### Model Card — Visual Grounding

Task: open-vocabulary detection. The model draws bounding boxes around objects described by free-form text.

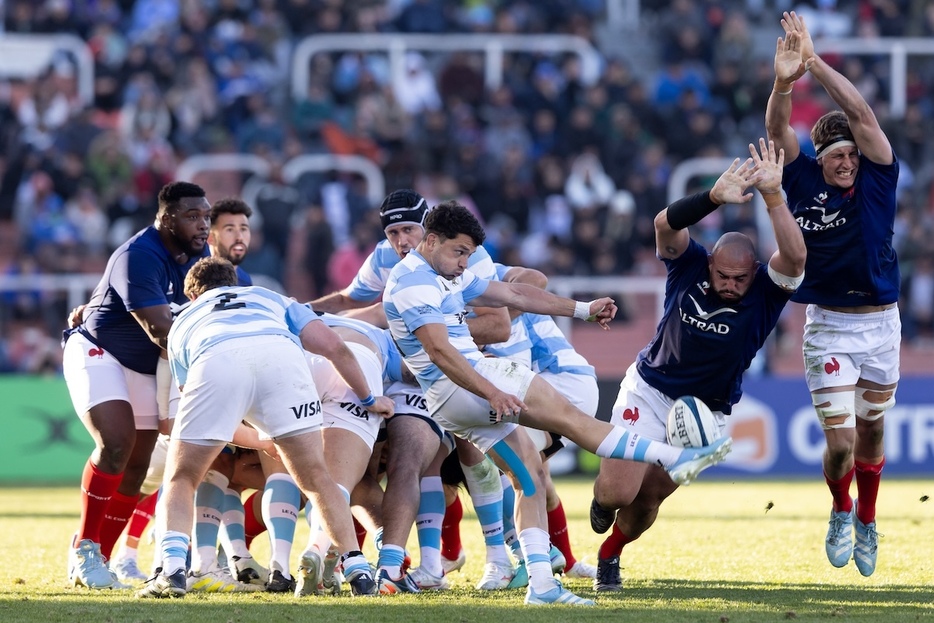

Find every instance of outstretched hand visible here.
[748,138,784,195]
[774,30,807,84]
[710,157,755,206]
[781,11,815,68]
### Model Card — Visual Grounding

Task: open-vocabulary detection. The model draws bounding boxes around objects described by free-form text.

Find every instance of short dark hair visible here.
[211,197,253,223]
[184,256,238,299]
[423,200,486,247]
[158,181,206,216]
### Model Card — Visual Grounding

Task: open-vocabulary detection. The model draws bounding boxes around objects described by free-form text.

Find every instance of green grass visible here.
[1,479,933,622]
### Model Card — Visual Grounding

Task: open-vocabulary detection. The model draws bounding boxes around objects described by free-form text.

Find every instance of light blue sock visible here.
[416,476,445,577]
[262,473,300,576]
[192,470,226,573]
[596,427,681,466]
[219,487,249,560]
[160,530,189,576]
[377,543,406,577]
[463,457,512,566]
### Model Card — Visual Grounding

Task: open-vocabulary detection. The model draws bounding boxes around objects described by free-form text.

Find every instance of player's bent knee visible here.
[812,391,855,430]
[855,387,896,422]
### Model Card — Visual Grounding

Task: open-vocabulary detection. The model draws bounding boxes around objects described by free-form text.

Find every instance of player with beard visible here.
[589,140,805,592]
[109,196,260,587]
[384,200,734,606]
[62,181,211,589]
[208,198,253,286]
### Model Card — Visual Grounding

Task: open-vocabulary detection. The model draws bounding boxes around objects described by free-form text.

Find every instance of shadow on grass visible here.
[599,577,934,607]
[2,579,932,623]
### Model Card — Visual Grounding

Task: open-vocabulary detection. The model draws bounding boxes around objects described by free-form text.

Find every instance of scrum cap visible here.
[379,189,428,231]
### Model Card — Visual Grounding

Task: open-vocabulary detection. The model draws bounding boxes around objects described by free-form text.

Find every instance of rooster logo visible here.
[622,407,639,424]
[88,347,105,359]
[824,357,840,376]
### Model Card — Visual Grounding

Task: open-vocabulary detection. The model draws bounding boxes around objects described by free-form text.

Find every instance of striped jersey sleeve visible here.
[345,240,401,302]
[524,313,595,377]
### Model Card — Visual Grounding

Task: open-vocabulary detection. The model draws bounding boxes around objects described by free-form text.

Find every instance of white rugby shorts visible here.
[610,363,726,442]
[803,305,901,391]
[308,342,384,449]
[173,335,322,443]
[62,332,158,430]
[430,357,534,453]
[537,370,599,417]
[384,380,446,440]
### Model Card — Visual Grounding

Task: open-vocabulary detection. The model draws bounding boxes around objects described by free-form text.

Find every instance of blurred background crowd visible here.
[2,0,934,374]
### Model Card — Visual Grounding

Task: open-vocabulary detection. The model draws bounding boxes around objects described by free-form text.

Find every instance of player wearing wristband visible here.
[384,201,734,607]
[294,312,397,597]
[138,257,392,598]
[589,139,805,592]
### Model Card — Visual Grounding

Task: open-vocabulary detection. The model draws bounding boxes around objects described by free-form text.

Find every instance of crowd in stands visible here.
[2,0,934,373]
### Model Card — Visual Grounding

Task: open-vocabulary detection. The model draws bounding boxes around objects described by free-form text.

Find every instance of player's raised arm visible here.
[655,157,756,261]
[787,11,891,164]
[748,138,805,284]
[765,20,806,161]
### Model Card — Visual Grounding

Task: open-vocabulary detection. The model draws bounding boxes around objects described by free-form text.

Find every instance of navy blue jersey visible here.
[783,151,899,306]
[636,240,793,414]
[235,265,252,286]
[78,226,209,375]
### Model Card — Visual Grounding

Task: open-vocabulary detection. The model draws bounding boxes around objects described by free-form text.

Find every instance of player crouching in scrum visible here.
[137,257,393,598]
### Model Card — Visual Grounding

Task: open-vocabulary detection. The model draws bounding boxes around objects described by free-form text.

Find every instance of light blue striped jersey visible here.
[381,327,406,384]
[317,312,396,382]
[168,286,320,386]
[482,263,532,366]
[383,250,490,393]
[524,313,595,377]
[346,239,496,302]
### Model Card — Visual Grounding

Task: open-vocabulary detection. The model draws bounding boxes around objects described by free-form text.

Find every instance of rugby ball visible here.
[666,396,720,448]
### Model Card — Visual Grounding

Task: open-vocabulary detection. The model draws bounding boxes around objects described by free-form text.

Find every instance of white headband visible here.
[815,139,856,158]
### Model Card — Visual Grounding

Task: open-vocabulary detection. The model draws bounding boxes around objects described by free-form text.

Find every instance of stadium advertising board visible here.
[2,375,932,482]
[0,376,93,483]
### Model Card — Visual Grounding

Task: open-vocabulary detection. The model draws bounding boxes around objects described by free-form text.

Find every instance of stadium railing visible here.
[814,37,934,118]
[175,153,386,207]
[290,32,603,102]
[0,33,94,106]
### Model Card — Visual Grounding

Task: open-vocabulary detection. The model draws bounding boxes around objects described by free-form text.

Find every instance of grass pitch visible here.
[1,478,932,623]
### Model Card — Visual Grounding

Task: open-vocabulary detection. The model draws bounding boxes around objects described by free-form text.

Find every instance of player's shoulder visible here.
[371,240,402,266]
[467,244,495,278]
[119,227,171,264]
